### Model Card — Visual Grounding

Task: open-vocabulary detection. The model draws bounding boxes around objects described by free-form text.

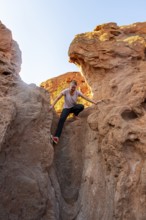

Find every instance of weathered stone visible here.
[0,21,22,75]
[1,21,146,220]
[68,21,146,220]
[0,22,55,220]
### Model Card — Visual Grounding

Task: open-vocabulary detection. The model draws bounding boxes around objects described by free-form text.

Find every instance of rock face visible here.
[40,72,92,114]
[1,21,146,220]
[0,22,22,75]
[0,22,54,219]
[68,22,146,219]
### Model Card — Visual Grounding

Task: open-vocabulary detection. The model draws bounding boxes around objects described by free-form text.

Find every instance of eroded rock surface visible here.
[68,22,146,219]
[0,22,55,220]
[1,21,146,220]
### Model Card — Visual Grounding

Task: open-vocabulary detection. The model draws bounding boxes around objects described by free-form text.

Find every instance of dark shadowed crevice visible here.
[141,99,146,110]
[2,71,12,76]
[144,48,146,59]
[121,110,138,120]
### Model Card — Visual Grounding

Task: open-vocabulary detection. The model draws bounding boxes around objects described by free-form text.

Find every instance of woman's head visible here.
[70,80,77,92]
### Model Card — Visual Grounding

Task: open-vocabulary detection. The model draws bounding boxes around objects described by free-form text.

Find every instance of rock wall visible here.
[68,22,146,219]
[0,22,56,220]
[1,21,146,220]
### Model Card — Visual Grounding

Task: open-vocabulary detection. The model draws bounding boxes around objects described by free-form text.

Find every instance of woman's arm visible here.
[80,93,102,105]
[49,93,63,110]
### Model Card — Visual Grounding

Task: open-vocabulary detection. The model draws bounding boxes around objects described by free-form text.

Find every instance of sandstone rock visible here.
[1,20,146,220]
[68,21,146,220]
[0,22,55,220]
[0,21,22,75]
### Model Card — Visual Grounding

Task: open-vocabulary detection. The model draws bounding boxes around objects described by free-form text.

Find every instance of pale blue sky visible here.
[0,0,146,85]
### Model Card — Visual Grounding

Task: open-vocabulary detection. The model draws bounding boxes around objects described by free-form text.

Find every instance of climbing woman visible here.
[50,80,102,144]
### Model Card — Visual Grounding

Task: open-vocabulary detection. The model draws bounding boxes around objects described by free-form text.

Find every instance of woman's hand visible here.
[95,100,103,105]
[96,99,111,104]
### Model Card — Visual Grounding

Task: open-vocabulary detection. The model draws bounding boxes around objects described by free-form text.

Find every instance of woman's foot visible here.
[51,135,59,144]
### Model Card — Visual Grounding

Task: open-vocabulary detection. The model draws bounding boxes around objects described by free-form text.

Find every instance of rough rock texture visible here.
[40,72,92,114]
[68,22,146,219]
[0,22,55,220]
[1,21,146,220]
[0,21,22,75]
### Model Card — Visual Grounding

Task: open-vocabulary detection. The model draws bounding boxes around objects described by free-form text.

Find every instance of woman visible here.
[50,80,102,144]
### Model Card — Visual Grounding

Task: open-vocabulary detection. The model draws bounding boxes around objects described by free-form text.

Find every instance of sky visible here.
[0,0,146,85]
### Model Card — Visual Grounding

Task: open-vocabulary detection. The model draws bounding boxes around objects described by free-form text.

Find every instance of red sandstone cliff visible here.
[1,21,146,220]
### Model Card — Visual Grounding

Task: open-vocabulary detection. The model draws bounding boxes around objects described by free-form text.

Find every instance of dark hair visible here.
[70,80,77,86]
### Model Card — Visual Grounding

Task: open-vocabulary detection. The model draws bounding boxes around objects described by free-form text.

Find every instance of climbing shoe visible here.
[51,135,59,144]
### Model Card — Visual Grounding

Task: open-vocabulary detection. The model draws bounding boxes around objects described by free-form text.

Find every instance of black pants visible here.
[55,104,84,138]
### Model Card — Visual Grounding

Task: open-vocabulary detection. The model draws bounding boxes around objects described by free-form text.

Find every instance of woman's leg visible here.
[55,108,70,138]
[71,104,84,116]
